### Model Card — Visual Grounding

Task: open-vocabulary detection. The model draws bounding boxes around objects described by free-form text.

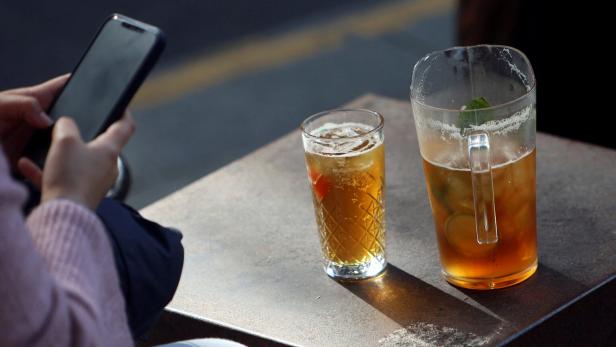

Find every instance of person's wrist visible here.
[41,189,93,210]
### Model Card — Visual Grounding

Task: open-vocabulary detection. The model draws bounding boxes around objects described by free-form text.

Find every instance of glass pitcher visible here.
[410,45,537,289]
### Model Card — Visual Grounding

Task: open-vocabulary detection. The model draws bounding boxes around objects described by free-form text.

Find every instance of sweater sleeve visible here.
[0,153,132,347]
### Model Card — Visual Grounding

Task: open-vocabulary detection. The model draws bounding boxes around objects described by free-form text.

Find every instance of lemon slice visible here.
[445,213,496,257]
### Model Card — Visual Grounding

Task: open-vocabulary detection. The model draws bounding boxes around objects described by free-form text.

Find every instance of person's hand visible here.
[0,75,69,167]
[18,113,135,210]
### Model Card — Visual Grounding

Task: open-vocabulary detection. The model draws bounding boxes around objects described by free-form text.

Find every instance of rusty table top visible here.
[141,95,616,346]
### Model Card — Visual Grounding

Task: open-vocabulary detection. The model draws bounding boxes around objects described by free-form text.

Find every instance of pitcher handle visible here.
[467,131,498,244]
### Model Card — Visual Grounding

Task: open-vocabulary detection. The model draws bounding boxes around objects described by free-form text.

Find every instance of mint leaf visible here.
[459,97,492,130]
[462,96,490,110]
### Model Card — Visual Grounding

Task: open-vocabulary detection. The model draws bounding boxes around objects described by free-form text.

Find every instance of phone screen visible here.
[50,18,157,140]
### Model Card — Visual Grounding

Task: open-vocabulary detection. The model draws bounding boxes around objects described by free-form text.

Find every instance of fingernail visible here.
[40,112,53,126]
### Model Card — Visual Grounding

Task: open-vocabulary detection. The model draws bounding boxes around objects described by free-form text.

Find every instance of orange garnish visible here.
[309,170,330,200]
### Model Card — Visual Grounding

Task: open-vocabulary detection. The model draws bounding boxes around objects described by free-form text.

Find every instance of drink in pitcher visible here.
[423,146,537,288]
[301,110,386,279]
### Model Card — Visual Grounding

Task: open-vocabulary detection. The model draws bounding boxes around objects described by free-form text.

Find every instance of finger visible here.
[0,94,52,128]
[3,74,70,110]
[1,123,34,168]
[52,117,83,143]
[17,157,43,189]
[89,114,136,155]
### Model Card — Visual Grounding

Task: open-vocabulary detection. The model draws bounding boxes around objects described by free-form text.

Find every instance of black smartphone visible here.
[24,14,165,167]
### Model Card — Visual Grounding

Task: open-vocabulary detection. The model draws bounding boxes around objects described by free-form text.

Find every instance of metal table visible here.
[141,95,616,346]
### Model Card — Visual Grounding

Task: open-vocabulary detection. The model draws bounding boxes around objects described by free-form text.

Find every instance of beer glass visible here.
[301,109,386,279]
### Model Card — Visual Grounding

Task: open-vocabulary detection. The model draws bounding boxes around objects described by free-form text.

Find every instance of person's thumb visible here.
[52,117,83,143]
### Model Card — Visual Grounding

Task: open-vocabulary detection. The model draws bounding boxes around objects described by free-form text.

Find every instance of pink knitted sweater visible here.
[0,151,132,346]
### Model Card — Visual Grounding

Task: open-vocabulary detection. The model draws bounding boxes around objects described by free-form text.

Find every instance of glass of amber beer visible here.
[411,45,537,289]
[301,109,386,279]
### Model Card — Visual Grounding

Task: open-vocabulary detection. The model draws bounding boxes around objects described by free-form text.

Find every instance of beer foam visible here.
[311,122,371,138]
[304,122,382,157]
[424,146,535,172]
[418,105,534,141]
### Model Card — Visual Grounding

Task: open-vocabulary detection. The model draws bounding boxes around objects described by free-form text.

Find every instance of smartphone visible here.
[24,14,166,167]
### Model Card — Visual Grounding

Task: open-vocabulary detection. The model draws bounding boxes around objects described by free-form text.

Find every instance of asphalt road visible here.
[0,0,384,89]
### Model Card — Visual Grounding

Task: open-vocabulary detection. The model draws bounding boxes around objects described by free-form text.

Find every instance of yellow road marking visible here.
[132,0,454,108]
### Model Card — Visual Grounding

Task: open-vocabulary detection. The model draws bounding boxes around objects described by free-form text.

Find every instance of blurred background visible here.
[1,0,456,207]
[1,0,563,209]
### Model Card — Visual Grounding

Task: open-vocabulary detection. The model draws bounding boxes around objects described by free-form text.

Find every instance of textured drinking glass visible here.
[301,109,386,279]
[411,45,537,289]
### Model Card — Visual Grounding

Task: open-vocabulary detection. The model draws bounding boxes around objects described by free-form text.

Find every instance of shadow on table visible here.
[456,263,588,328]
[502,274,616,347]
[336,264,504,340]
